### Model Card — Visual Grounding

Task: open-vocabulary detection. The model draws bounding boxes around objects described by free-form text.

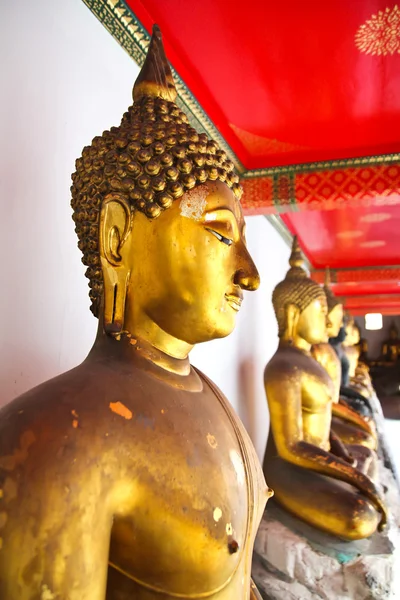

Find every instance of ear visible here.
[99,194,132,266]
[285,303,300,342]
[99,194,132,336]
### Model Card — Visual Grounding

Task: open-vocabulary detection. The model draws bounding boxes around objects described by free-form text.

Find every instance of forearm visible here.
[283,440,361,485]
[332,402,374,437]
[281,440,385,523]
[329,429,355,465]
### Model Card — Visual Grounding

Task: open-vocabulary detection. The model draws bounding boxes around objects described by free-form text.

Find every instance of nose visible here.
[233,245,260,291]
[326,315,332,329]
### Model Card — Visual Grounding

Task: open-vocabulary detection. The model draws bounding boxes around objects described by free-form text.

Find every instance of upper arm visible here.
[264,367,304,461]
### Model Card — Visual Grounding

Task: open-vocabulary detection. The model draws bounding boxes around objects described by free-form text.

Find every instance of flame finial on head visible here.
[323,266,341,312]
[133,25,177,103]
[286,236,308,280]
[324,267,331,287]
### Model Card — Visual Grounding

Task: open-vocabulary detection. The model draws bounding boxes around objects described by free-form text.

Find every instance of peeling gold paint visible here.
[41,584,55,600]
[180,185,208,220]
[71,409,78,418]
[109,401,133,420]
[213,507,222,522]
[0,431,36,471]
[72,420,79,429]
[207,433,218,449]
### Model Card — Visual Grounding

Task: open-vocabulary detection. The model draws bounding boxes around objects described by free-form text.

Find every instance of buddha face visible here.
[104,181,260,353]
[327,303,344,338]
[344,321,359,346]
[296,296,329,345]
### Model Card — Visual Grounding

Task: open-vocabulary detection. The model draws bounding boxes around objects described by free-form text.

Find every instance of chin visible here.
[208,313,237,341]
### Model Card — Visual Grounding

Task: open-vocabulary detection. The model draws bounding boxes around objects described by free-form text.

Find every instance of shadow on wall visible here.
[237,358,258,443]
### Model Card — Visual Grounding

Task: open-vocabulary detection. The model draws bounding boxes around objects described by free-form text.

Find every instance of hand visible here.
[358,475,387,530]
[344,454,357,468]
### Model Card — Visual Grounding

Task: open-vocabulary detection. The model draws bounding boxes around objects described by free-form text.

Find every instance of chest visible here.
[301,360,334,414]
[106,374,261,597]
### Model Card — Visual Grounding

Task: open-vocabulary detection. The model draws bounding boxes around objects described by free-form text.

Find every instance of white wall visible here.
[0,0,290,461]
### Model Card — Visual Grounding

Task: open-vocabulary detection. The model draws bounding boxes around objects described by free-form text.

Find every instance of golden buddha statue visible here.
[0,27,270,600]
[343,317,374,397]
[381,322,400,363]
[311,270,377,453]
[263,238,387,540]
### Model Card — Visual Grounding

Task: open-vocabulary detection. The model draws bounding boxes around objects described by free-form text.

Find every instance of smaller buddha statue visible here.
[343,318,374,398]
[263,238,387,540]
[330,315,373,418]
[381,322,400,363]
[312,270,377,475]
[312,273,376,442]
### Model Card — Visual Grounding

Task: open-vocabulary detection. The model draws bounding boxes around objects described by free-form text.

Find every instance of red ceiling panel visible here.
[126,0,400,169]
[282,205,400,269]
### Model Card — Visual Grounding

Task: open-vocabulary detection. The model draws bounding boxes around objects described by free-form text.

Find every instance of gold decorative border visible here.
[243,153,400,178]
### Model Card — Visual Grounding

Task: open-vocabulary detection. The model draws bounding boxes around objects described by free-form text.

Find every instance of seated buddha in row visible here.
[263,238,387,540]
[343,317,374,398]
[0,26,270,600]
[311,270,377,458]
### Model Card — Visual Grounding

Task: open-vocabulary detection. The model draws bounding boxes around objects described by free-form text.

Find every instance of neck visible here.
[97,309,193,375]
[121,333,191,375]
[279,336,311,353]
[124,304,193,362]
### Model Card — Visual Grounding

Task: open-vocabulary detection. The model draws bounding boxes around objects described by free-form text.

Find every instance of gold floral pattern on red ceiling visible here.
[312,269,400,284]
[355,5,400,56]
[295,165,400,210]
[241,164,400,214]
[229,123,310,157]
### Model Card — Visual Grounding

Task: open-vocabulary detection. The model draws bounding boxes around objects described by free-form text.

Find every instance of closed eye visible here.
[205,228,233,246]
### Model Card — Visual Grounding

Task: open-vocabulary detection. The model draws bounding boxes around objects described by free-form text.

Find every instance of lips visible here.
[225,293,243,312]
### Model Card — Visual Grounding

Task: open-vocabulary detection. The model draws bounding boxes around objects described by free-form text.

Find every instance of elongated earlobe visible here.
[284,304,299,344]
[99,194,132,337]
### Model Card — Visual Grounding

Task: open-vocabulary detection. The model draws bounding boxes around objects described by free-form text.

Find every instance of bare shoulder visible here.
[0,357,151,461]
[264,347,302,384]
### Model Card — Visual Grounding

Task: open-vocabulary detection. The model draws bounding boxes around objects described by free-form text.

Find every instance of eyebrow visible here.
[203,208,243,237]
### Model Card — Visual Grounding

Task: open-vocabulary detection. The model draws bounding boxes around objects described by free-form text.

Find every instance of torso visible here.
[265,346,334,452]
[0,345,267,600]
[312,343,341,402]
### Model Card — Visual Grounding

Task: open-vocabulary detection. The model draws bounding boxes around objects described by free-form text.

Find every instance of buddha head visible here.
[323,268,343,338]
[71,26,259,356]
[343,314,360,346]
[272,237,328,345]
